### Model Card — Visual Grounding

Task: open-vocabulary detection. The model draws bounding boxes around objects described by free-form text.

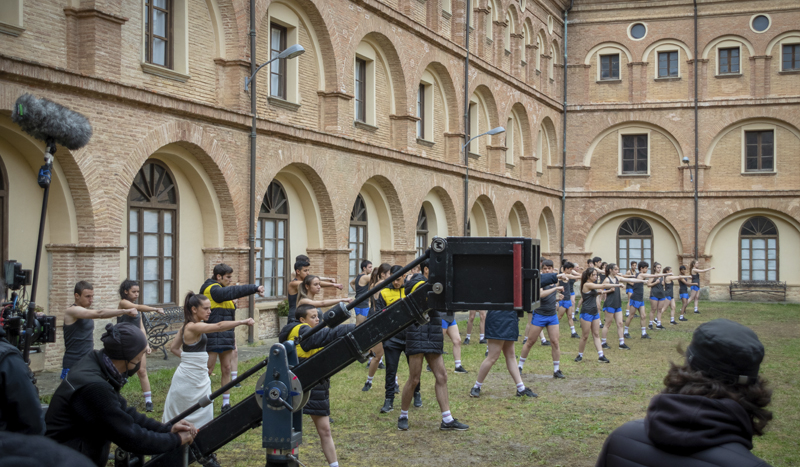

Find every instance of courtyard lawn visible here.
[121,301,800,467]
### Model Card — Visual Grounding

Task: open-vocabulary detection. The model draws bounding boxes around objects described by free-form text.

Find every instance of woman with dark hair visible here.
[681,259,715,316]
[117,279,165,412]
[163,293,254,430]
[596,319,772,467]
[575,268,622,364]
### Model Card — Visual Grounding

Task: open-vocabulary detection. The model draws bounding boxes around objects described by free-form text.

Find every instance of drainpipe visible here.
[693,0,699,259]
[560,0,573,264]
[463,0,471,236]
[247,0,256,343]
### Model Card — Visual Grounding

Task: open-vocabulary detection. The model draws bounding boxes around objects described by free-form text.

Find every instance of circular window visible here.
[751,15,770,33]
[630,23,647,40]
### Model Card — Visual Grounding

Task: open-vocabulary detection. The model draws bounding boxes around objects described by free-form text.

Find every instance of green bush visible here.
[276,299,289,317]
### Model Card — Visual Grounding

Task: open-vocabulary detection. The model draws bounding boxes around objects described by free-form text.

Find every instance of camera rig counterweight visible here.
[119,236,540,467]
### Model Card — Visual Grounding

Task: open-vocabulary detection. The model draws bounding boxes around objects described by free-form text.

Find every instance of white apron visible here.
[162,351,214,428]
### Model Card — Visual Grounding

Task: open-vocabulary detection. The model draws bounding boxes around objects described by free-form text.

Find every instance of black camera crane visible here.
[117,236,540,467]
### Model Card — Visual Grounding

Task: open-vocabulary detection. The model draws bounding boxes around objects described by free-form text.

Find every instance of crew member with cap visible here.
[596,319,773,467]
[45,323,197,466]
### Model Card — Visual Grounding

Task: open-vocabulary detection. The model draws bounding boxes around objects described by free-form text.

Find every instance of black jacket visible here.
[201,278,259,350]
[45,351,181,466]
[596,394,771,467]
[0,431,94,467]
[0,330,45,435]
[279,320,356,416]
[403,274,443,356]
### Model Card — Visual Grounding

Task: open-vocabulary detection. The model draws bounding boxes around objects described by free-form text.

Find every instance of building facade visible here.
[0,0,796,370]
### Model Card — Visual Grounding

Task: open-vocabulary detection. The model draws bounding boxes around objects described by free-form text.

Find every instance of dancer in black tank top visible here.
[661,266,692,326]
[600,264,647,351]
[557,261,582,339]
[676,265,695,322]
[681,259,715,317]
[350,260,373,325]
[623,262,671,340]
[646,263,667,330]
[518,260,567,378]
[574,268,623,364]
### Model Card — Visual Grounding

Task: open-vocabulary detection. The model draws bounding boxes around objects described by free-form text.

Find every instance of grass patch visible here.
[119,301,800,466]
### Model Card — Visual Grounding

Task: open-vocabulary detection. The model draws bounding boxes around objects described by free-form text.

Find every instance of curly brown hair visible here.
[663,349,773,436]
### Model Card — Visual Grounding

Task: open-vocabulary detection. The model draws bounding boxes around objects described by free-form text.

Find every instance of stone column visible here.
[64,6,128,78]
[214,59,251,110]
[317,91,354,135]
[444,132,466,164]
[390,114,420,152]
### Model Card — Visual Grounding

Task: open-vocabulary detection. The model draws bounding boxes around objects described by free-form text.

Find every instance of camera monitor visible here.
[427,237,540,312]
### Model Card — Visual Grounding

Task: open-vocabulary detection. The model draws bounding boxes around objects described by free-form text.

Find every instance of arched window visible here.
[0,158,7,290]
[128,161,178,305]
[349,195,368,286]
[416,208,428,257]
[739,216,778,281]
[617,217,653,268]
[257,181,289,298]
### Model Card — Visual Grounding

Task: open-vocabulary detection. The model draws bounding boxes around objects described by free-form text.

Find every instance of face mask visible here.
[126,361,141,377]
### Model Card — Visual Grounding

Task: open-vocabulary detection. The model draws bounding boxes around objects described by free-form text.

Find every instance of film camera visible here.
[2,260,56,352]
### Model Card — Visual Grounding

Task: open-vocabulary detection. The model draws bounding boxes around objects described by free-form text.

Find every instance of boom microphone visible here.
[12,93,92,150]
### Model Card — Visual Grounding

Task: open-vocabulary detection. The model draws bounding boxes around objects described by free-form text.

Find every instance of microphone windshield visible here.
[12,94,93,150]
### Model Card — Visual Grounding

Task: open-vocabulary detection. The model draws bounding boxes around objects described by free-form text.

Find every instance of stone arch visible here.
[469,194,500,237]
[700,200,800,255]
[642,38,693,62]
[701,34,755,59]
[509,103,532,160]
[537,205,557,252]
[583,208,685,265]
[539,116,558,165]
[704,208,800,257]
[411,61,460,132]
[469,84,501,131]
[204,0,230,59]
[261,162,337,253]
[347,32,408,114]
[584,121,684,167]
[253,0,338,92]
[421,186,458,238]
[524,17,534,45]
[703,117,800,166]
[506,201,532,237]
[584,41,634,64]
[352,175,407,262]
[766,30,800,55]
[118,121,244,247]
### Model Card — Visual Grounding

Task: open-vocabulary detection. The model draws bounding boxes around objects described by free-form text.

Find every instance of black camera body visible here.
[2,260,57,352]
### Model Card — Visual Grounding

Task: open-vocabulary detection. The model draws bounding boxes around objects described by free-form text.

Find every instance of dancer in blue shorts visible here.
[350,260,373,325]
[624,262,670,340]
[441,314,468,373]
[575,268,622,363]
[624,260,638,317]
[557,261,581,338]
[676,265,696,322]
[647,262,668,330]
[600,263,646,351]
[682,259,714,316]
[518,260,566,378]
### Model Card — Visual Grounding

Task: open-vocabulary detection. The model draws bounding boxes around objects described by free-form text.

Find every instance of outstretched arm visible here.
[618,276,646,284]
[320,280,344,290]
[298,297,352,308]
[185,319,254,336]
[692,267,714,274]
[541,286,564,298]
[208,284,264,303]
[65,306,137,322]
[119,299,165,315]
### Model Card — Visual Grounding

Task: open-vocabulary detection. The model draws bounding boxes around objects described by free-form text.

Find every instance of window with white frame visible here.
[536,129,545,173]
[535,34,542,70]
[416,208,428,258]
[257,181,289,298]
[349,195,368,286]
[267,4,301,103]
[783,43,800,71]
[600,54,620,80]
[141,0,188,79]
[504,13,512,51]
[744,129,774,173]
[467,100,479,153]
[417,70,435,142]
[505,117,514,164]
[658,50,679,77]
[718,46,740,74]
[549,44,556,79]
[354,42,377,126]
[739,216,778,281]
[0,0,24,36]
[620,133,648,175]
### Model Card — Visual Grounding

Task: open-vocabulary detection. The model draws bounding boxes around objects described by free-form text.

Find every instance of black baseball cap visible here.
[686,319,764,385]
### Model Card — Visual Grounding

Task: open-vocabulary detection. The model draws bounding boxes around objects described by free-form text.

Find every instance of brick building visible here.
[0,0,797,370]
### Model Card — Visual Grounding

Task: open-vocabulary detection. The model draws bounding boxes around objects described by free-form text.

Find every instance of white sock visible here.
[619,338,625,345]
[330,463,339,467]
[598,350,604,357]
[519,357,526,368]
[649,320,654,325]
[680,314,684,318]
[601,338,607,344]
[231,371,238,381]
[442,410,454,423]
[455,360,461,367]
[624,326,629,332]
[570,326,575,333]
[641,327,647,335]
[516,382,525,392]
[399,410,409,420]
[223,394,230,405]
[143,391,152,403]
[479,333,485,340]
[366,376,373,383]
[541,337,547,343]
[578,352,583,358]
[694,307,698,311]
[466,333,471,339]
[395,376,399,385]
[553,361,560,372]
[380,357,384,364]
[368,356,373,365]
[473,381,483,389]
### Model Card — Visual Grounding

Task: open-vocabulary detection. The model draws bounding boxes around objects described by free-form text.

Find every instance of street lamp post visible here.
[462,126,506,236]
[245,42,305,343]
